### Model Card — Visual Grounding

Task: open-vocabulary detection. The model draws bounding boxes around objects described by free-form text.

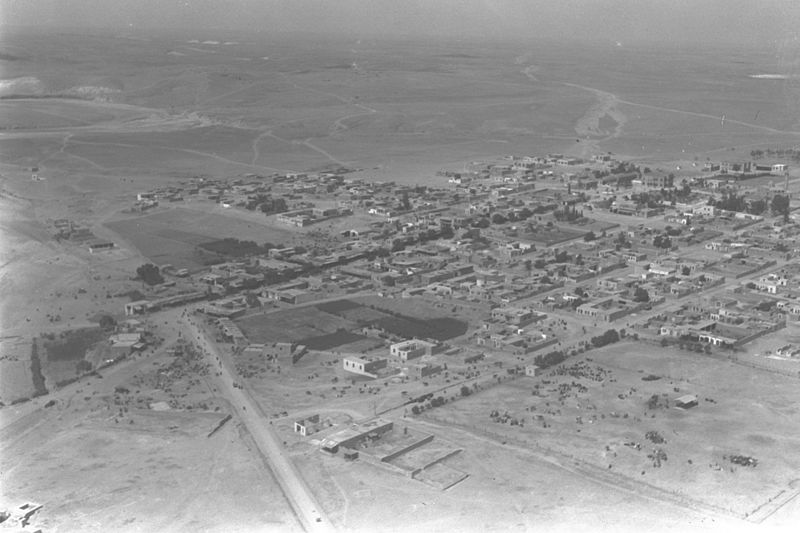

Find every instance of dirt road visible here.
[181,311,335,533]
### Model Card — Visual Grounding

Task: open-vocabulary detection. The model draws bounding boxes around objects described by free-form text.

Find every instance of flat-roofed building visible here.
[294,414,323,436]
[675,394,698,409]
[343,356,388,378]
[390,339,438,361]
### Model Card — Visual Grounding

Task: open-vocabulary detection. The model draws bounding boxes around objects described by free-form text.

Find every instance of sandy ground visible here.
[288,416,747,533]
[0,309,302,532]
[421,341,800,521]
[1,407,300,532]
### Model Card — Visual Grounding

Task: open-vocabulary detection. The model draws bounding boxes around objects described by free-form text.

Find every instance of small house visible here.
[675,394,698,409]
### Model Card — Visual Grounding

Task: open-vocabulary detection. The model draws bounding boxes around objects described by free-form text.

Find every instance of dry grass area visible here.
[1,408,300,533]
[0,330,301,533]
[423,341,800,517]
[287,418,739,533]
[105,206,297,270]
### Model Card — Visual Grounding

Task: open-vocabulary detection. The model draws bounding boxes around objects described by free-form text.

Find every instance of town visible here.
[5,145,800,531]
[3,15,800,532]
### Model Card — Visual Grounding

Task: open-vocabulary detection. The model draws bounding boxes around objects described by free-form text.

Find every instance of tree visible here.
[533,350,566,369]
[554,250,569,263]
[245,293,261,307]
[756,301,774,312]
[401,191,411,211]
[136,263,164,285]
[653,235,672,249]
[273,197,288,213]
[772,194,790,222]
[748,198,767,216]
[491,213,507,225]
[633,287,650,302]
[98,315,116,331]
[460,385,472,397]
[584,231,596,242]
[534,259,547,270]
[591,329,620,348]
[523,259,532,273]
[474,217,490,229]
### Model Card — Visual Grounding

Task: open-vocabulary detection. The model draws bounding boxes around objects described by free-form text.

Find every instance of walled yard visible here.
[236,296,471,348]
[237,306,356,345]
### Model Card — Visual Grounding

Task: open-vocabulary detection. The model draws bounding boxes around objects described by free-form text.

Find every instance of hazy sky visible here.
[2,0,799,45]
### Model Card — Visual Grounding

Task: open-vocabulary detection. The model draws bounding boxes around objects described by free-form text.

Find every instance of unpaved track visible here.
[181,312,336,533]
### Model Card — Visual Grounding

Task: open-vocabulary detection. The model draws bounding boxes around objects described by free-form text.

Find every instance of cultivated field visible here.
[523,226,586,246]
[237,297,469,349]
[238,307,355,346]
[0,338,35,404]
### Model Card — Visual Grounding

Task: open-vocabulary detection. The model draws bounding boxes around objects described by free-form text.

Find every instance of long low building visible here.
[123,291,206,315]
[320,418,394,454]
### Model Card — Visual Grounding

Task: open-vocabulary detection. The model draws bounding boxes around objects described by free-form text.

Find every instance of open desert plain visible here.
[2,3,800,532]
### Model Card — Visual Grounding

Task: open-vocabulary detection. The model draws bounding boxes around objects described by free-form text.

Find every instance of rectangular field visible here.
[105,218,213,270]
[0,337,36,403]
[236,307,353,345]
[322,296,471,340]
[105,207,296,270]
[523,227,586,246]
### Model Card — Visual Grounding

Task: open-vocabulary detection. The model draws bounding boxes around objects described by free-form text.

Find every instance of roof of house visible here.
[675,394,698,404]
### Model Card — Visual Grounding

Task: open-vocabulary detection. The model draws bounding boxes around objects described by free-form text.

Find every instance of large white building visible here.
[389,339,438,361]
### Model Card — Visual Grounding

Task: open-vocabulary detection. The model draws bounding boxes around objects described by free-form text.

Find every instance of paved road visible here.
[182,313,336,533]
